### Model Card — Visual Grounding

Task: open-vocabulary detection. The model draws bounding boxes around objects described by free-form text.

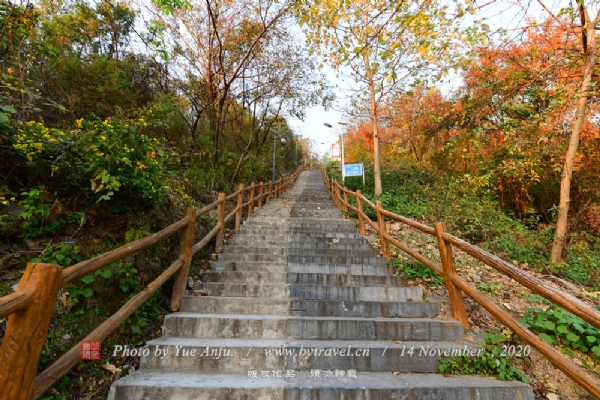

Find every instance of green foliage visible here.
[31,243,81,267]
[17,185,57,237]
[521,305,600,356]
[477,283,502,296]
[388,258,444,287]
[562,234,600,289]
[152,0,192,15]
[483,228,553,271]
[438,331,529,383]
[12,116,170,202]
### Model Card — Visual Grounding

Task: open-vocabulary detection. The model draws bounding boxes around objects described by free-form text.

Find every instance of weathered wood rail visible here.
[323,168,600,399]
[0,168,302,400]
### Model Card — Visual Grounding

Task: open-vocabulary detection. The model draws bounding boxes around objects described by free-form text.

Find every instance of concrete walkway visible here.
[108,171,533,399]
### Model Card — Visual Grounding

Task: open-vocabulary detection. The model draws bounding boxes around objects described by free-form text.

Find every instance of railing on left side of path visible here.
[0,167,303,400]
[322,167,600,400]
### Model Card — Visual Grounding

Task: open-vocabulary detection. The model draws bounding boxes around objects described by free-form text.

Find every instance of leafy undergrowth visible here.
[438,331,530,383]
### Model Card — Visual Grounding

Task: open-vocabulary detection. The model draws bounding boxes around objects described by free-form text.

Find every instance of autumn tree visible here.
[298,0,471,194]
[470,1,600,262]
[147,0,304,167]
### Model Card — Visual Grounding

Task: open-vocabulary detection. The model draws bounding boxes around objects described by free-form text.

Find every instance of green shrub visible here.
[388,258,444,287]
[12,115,170,202]
[438,330,529,383]
[521,305,600,356]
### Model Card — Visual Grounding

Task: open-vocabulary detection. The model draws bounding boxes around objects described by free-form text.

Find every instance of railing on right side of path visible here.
[322,168,600,399]
[0,168,302,400]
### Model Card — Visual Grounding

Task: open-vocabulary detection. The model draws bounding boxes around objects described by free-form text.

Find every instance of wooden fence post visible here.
[0,263,61,400]
[331,178,336,205]
[376,201,390,260]
[257,182,264,209]
[170,207,196,311]
[356,190,366,234]
[248,182,256,217]
[435,222,469,329]
[266,180,272,203]
[215,193,226,253]
[343,187,349,213]
[235,183,244,230]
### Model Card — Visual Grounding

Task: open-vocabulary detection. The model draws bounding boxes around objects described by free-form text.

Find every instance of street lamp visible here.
[272,135,287,183]
[324,122,346,181]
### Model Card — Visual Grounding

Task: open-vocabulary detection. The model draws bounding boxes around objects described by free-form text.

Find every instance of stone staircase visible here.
[108,171,534,399]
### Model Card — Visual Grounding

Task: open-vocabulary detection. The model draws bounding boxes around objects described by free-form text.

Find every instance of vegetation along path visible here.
[108,170,533,399]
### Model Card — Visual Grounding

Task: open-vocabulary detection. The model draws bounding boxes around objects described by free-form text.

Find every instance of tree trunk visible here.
[365,53,382,195]
[550,17,598,263]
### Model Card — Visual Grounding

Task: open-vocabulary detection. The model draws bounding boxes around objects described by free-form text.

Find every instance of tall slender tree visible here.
[298,0,470,194]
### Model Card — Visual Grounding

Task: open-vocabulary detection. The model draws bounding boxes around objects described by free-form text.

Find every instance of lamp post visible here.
[272,135,287,183]
[324,122,346,182]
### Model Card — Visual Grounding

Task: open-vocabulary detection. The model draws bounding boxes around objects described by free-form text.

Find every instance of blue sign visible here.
[343,163,363,177]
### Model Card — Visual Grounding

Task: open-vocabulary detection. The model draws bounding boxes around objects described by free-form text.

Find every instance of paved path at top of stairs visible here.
[109,171,533,399]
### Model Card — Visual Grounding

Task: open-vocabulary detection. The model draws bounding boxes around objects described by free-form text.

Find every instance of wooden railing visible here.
[0,168,302,400]
[322,168,600,399]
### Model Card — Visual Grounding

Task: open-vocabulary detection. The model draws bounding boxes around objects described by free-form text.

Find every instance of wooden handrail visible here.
[450,274,600,398]
[0,166,303,400]
[442,232,600,330]
[322,167,600,399]
[60,217,191,287]
[0,290,33,319]
[196,198,224,218]
[380,209,436,236]
[192,225,221,255]
[225,189,242,201]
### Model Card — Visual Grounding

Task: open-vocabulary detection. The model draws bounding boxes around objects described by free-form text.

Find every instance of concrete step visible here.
[227,238,291,247]
[288,236,370,244]
[230,233,290,241]
[291,213,342,219]
[202,271,287,284]
[289,242,374,251]
[288,263,394,276]
[164,314,464,341]
[289,226,357,232]
[108,371,534,400]
[138,338,480,373]
[194,281,418,302]
[180,297,438,318]
[217,253,288,263]
[287,255,387,265]
[287,248,378,257]
[289,231,365,239]
[221,246,289,256]
[288,273,409,287]
[201,271,410,286]
[194,282,290,298]
[237,227,291,235]
[241,221,290,228]
[209,261,287,273]
[289,284,422,302]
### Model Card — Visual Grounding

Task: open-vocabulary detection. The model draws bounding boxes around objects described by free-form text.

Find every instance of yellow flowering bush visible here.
[11,115,169,202]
